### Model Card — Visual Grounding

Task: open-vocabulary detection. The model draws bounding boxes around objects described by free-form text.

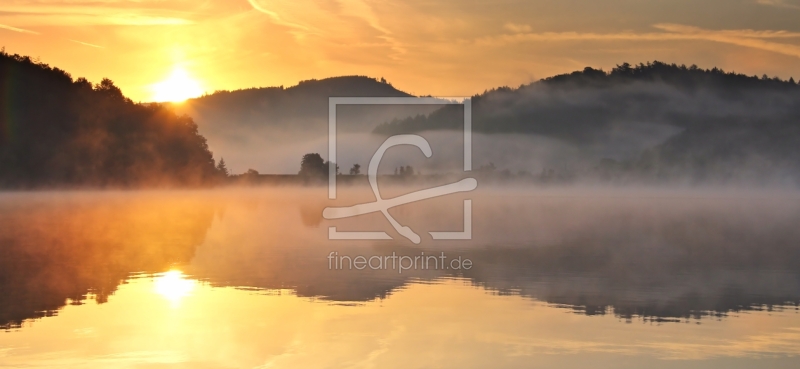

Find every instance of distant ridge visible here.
[176,75,414,129]
[205,75,412,100]
[369,61,800,183]
[375,61,800,139]
[173,75,442,173]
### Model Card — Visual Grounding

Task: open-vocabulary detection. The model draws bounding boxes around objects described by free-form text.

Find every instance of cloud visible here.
[337,0,405,56]
[653,23,800,39]
[0,2,195,26]
[247,0,405,58]
[0,23,38,34]
[475,23,800,59]
[338,0,392,35]
[246,0,315,34]
[504,23,531,33]
[248,0,393,34]
[69,39,103,48]
[104,14,193,26]
[756,0,800,10]
[654,23,800,58]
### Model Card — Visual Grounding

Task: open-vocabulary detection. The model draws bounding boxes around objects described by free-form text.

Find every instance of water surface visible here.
[1,188,799,368]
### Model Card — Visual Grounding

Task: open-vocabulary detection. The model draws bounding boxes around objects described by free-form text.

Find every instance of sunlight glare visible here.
[154,270,196,305]
[151,68,204,102]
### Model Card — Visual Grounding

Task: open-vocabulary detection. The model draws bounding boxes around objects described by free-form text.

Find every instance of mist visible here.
[2,186,799,328]
[185,64,800,187]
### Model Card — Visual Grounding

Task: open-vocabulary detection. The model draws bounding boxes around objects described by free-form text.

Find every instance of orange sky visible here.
[1,0,799,102]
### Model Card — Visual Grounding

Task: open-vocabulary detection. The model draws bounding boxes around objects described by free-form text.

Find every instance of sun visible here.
[151,67,204,102]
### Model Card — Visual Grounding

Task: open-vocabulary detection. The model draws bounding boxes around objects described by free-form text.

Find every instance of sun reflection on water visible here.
[153,270,196,306]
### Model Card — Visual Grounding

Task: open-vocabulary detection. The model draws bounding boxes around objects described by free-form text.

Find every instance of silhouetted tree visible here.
[349,163,361,175]
[394,165,414,177]
[477,163,496,173]
[299,153,326,177]
[216,158,230,177]
[94,78,124,99]
[325,160,340,175]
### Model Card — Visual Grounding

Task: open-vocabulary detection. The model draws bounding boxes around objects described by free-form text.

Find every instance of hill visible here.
[0,51,221,188]
[3,52,798,184]
[176,75,431,136]
[174,76,441,173]
[374,62,800,183]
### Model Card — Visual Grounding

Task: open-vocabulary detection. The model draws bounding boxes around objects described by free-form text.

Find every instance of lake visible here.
[1,188,799,368]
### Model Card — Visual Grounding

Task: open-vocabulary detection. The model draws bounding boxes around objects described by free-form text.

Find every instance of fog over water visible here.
[200,122,682,176]
[2,187,799,322]
[1,186,799,367]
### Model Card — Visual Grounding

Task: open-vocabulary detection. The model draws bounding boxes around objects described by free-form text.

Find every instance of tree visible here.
[216,158,230,176]
[394,165,414,177]
[477,162,496,173]
[349,163,361,175]
[94,78,124,100]
[324,160,340,175]
[299,153,326,177]
[613,62,632,75]
[245,169,259,176]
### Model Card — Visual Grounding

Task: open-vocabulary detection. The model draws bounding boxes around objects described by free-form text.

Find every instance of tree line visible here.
[0,50,226,187]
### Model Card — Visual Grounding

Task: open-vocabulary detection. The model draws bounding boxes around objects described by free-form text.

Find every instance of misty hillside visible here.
[4,49,798,183]
[376,62,800,140]
[375,62,800,183]
[0,52,220,188]
[175,76,434,134]
[180,75,411,123]
[174,76,442,173]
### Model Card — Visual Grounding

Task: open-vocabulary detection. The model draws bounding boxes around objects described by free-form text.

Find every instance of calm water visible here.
[1,188,800,368]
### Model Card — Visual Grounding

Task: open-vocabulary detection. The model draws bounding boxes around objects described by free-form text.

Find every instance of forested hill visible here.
[375,61,800,140]
[175,75,417,132]
[187,75,411,112]
[374,62,800,183]
[171,76,441,174]
[0,51,221,188]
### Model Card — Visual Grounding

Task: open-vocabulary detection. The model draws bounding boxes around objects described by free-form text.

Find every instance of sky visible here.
[1,0,799,102]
